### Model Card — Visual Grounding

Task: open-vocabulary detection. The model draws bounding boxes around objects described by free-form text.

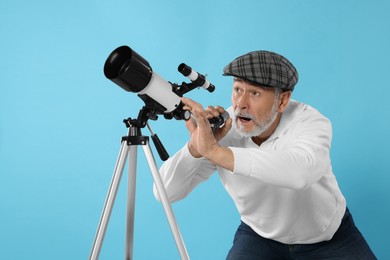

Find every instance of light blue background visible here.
[1,0,389,259]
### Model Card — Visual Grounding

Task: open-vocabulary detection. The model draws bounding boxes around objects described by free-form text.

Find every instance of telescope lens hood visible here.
[104,46,153,93]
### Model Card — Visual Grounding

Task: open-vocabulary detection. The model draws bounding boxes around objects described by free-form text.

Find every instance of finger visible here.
[182,97,203,110]
[181,97,193,106]
[184,117,197,132]
[224,118,233,130]
[214,106,226,114]
[205,105,220,118]
[194,110,211,128]
[216,118,232,140]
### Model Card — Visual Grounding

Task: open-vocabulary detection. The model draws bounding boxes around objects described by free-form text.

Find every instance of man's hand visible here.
[181,97,234,171]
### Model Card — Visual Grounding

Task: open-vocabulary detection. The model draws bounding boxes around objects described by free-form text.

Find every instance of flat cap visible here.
[223,51,299,92]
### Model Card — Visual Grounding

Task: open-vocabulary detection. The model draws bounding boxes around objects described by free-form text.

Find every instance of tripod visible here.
[89,107,189,260]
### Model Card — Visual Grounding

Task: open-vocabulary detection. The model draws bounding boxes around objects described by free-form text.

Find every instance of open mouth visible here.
[238,116,252,122]
[237,115,254,125]
[234,109,256,125]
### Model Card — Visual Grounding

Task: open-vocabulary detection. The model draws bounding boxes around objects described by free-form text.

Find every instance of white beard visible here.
[233,101,279,138]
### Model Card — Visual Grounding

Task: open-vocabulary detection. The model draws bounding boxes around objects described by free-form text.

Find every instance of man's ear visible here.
[278,91,291,112]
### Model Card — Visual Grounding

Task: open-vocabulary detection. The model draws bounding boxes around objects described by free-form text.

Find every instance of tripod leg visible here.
[142,142,190,260]
[90,141,130,260]
[125,145,137,260]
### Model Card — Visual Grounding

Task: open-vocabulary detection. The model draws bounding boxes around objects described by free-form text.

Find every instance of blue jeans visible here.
[227,209,376,260]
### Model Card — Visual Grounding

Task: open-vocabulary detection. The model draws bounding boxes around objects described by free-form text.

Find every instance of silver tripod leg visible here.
[90,141,130,260]
[125,145,137,260]
[142,142,190,260]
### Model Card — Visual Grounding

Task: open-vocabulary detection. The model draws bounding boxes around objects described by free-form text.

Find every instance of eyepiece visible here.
[178,63,192,77]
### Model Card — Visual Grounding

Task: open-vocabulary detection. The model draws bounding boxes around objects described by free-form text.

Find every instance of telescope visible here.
[90,46,225,259]
[103,45,216,125]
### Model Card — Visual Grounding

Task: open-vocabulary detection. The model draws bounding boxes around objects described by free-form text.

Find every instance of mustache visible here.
[234,109,257,121]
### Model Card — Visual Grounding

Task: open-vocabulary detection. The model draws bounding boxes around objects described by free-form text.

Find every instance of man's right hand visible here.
[181,97,232,158]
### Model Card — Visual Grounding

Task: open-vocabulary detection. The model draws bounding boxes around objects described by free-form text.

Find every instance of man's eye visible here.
[251,91,260,96]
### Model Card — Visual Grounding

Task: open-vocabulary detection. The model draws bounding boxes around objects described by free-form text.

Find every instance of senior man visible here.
[154,51,376,259]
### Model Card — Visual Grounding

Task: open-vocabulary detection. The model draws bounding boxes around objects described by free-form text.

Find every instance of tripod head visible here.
[123,105,158,129]
[122,106,170,161]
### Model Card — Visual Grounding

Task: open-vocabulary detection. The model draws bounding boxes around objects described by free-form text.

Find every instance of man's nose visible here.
[237,93,249,109]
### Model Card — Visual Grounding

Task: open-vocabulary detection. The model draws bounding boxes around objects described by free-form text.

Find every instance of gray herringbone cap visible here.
[223,51,299,92]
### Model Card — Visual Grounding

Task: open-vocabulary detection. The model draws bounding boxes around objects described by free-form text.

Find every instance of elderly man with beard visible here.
[154,51,376,259]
